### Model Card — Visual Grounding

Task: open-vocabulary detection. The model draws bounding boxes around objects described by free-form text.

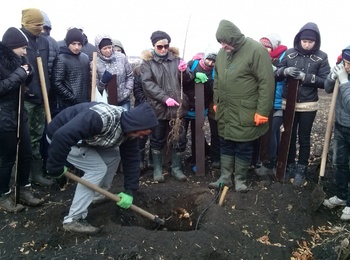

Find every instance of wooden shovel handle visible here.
[37,57,51,123]
[319,80,340,177]
[91,52,97,101]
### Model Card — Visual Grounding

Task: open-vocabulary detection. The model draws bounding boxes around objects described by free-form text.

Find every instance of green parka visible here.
[214,20,275,142]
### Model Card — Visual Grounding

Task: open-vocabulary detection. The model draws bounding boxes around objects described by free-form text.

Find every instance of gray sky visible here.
[0,0,348,64]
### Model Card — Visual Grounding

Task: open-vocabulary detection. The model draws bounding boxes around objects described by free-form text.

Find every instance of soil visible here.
[1,90,349,260]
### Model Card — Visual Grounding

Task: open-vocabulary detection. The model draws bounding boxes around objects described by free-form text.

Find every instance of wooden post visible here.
[195,83,205,176]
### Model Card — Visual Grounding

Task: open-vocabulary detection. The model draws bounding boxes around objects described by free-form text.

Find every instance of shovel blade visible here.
[311,184,326,211]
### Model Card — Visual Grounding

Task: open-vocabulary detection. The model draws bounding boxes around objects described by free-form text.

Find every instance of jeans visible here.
[287,111,316,165]
[208,117,220,162]
[267,115,283,167]
[118,99,130,111]
[333,123,350,206]
[220,137,254,162]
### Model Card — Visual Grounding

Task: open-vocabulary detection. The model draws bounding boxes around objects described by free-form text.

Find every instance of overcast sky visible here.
[0,0,348,64]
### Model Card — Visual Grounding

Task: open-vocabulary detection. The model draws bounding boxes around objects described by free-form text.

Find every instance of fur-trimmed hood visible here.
[141,47,180,61]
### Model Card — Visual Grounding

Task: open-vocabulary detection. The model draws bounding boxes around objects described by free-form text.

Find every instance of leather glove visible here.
[195,72,208,83]
[116,192,133,209]
[295,71,305,81]
[334,64,349,84]
[47,166,67,179]
[213,105,217,113]
[101,70,113,84]
[178,60,187,72]
[165,97,179,107]
[283,67,301,78]
[254,113,268,126]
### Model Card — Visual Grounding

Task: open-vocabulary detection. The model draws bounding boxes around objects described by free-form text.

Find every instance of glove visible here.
[165,97,179,107]
[254,113,268,126]
[330,66,338,81]
[178,60,187,72]
[295,71,305,81]
[101,70,113,84]
[195,72,208,83]
[47,166,67,178]
[213,105,217,113]
[116,192,133,209]
[334,64,349,84]
[283,67,301,78]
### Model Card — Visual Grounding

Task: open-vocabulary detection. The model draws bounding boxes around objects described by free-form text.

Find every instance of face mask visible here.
[25,24,43,36]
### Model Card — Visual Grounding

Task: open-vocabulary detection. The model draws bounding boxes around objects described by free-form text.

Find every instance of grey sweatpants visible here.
[63,145,120,224]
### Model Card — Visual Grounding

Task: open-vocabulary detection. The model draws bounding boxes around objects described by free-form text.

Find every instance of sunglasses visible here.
[156,44,169,50]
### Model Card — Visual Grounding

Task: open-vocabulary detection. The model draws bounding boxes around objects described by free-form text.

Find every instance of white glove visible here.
[334,64,349,84]
[330,66,338,81]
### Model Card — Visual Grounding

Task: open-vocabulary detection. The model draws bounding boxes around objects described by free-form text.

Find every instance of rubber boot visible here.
[254,165,276,176]
[292,164,307,187]
[208,154,234,190]
[234,157,250,192]
[284,163,296,183]
[171,150,187,182]
[30,159,54,186]
[151,149,164,183]
[0,192,25,213]
[19,184,44,206]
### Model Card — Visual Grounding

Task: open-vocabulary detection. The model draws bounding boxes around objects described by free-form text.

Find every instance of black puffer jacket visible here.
[51,46,91,110]
[0,43,31,132]
[20,27,50,104]
[275,22,330,103]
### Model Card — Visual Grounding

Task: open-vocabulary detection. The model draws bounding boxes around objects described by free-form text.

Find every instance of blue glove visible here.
[101,71,113,84]
[47,166,67,179]
[116,192,133,209]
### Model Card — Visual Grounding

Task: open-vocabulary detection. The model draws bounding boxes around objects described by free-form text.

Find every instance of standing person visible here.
[140,30,191,183]
[184,51,220,169]
[95,34,134,110]
[45,102,158,234]
[208,20,275,192]
[254,34,288,176]
[323,46,350,219]
[0,27,44,212]
[51,28,91,111]
[20,8,54,186]
[275,22,330,186]
[112,38,126,55]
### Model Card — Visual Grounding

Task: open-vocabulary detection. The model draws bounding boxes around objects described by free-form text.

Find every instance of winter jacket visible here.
[20,27,50,105]
[94,34,134,104]
[324,45,350,127]
[46,102,140,191]
[275,22,330,109]
[0,43,32,132]
[51,46,91,110]
[42,33,59,79]
[140,47,190,120]
[214,20,275,142]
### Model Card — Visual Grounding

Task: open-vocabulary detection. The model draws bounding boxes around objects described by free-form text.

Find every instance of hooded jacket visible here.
[275,22,330,108]
[214,20,275,142]
[140,47,190,119]
[94,34,134,104]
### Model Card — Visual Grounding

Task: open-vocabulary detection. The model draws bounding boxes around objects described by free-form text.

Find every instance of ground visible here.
[1,90,349,260]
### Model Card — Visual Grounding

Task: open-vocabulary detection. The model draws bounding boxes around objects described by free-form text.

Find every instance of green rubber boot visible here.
[171,150,187,182]
[208,154,234,190]
[234,157,250,192]
[151,149,164,183]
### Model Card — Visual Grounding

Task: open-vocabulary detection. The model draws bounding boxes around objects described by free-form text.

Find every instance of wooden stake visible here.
[91,52,97,101]
[218,186,229,206]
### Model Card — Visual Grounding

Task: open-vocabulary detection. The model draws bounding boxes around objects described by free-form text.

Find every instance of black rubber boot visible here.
[30,159,54,186]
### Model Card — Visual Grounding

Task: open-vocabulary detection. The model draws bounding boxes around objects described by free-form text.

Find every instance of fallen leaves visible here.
[291,240,314,260]
[256,235,285,247]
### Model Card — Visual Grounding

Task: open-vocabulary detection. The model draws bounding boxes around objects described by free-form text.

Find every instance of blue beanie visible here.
[120,103,158,133]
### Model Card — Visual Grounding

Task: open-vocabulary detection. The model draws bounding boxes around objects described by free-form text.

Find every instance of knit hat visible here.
[150,30,171,46]
[205,53,217,61]
[299,29,317,41]
[41,11,51,29]
[259,37,273,49]
[342,49,350,62]
[2,27,28,49]
[120,103,158,133]
[65,28,84,45]
[99,38,113,50]
[21,8,44,26]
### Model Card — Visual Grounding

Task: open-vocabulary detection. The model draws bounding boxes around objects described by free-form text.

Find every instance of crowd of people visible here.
[1,7,350,233]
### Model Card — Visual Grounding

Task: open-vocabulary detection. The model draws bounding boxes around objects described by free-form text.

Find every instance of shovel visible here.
[311,80,339,211]
[64,171,165,226]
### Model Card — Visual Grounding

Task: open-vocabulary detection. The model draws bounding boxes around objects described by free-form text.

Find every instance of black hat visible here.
[150,30,171,46]
[299,29,317,41]
[120,103,158,133]
[205,53,217,61]
[99,38,113,50]
[2,27,28,49]
[65,28,84,46]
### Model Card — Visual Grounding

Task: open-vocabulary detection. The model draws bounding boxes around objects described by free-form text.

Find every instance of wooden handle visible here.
[64,171,164,224]
[91,52,97,101]
[319,80,340,177]
[37,57,51,123]
[218,186,229,206]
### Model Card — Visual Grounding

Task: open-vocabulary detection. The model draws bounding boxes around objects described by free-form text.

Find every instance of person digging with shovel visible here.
[45,102,158,234]
[323,46,350,220]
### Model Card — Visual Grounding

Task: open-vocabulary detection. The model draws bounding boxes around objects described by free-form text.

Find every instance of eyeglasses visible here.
[156,44,169,50]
